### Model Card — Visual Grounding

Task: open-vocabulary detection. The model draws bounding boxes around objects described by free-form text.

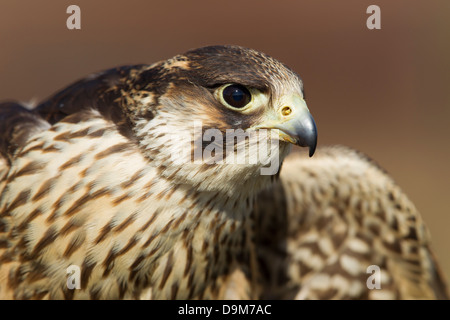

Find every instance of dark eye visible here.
[222,84,251,109]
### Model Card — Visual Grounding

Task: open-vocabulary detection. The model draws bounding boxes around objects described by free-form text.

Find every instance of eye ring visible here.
[219,84,252,110]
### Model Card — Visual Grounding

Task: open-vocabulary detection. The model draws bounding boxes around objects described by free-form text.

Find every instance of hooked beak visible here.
[255,94,318,157]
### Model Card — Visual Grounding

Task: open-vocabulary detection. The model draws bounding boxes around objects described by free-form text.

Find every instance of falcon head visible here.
[122,45,317,194]
[39,45,317,196]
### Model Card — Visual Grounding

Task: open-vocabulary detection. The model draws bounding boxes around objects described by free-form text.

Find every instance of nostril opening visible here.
[281,106,292,117]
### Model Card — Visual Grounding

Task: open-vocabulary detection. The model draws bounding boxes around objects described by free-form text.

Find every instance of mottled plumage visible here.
[0,45,446,299]
[253,147,448,299]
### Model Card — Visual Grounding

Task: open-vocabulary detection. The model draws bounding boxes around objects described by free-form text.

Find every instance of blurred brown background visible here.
[1,1,449,284]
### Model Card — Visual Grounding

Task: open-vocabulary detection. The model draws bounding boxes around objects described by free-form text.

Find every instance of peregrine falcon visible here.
[0,45,446,300]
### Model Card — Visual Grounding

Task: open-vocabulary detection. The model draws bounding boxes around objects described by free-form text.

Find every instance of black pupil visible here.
[223,85,251,109]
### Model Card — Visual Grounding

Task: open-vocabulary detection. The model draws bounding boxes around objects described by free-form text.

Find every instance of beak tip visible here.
[301,116,318,157]
[266,103,318,156]
[308,123,317,157]
[309,144,316,157]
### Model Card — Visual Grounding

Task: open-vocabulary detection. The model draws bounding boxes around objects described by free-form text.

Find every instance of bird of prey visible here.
[0,45,447,300]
